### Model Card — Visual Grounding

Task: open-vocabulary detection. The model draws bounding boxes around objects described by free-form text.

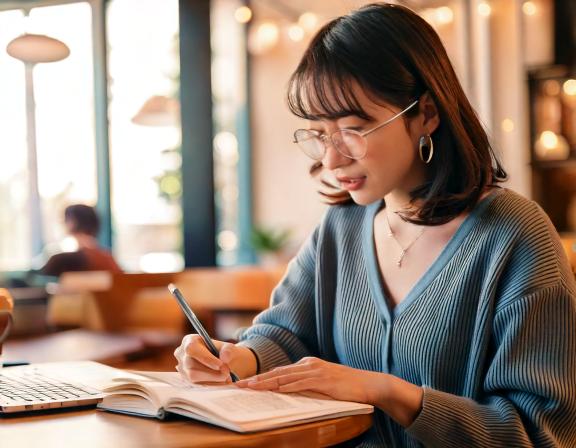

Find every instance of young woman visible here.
[174,4,576,446]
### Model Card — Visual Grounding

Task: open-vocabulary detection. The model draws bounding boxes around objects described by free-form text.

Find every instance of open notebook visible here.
[98,371,374,433]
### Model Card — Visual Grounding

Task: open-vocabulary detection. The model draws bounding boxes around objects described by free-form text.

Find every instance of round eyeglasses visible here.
[293,99,419,161]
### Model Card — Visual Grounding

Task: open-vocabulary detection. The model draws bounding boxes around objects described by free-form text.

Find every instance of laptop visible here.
[0,361,124,414]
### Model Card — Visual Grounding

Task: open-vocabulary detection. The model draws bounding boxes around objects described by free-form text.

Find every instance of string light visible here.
[218,230,238,251]
[535,130,569,161]
[288,24,305,42]
[248,21,280,55]
[234,6,252,24]
[298,12,318,31]
[501,118,515,133]
[478,2,492,17]
[522,1,537,16]
[435,6,454,25]
[540,131,558,149]
[563,79,576,96]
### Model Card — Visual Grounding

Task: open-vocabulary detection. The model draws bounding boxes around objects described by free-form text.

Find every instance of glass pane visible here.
[32,2,97,255]
[107,0,182,272]
[0,10,28,271]
[0,3,96,271]
[211,0,249,266]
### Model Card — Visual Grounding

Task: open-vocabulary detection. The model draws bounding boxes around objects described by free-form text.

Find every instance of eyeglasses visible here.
[293,99,419,161]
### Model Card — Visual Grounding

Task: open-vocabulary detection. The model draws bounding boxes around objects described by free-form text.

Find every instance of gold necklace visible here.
[384,211,426,268]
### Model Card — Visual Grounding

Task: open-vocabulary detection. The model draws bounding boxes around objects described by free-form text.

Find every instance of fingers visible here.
[184,334,223,370]
[219,342,235,364]
[240,360,315,382]
[174,334,229,384]
[277,378,319,393]
[235,357,326,391]
[238,371,313,390]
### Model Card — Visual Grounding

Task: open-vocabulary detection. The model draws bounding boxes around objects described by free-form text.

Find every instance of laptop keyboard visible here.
[0,371,99,403]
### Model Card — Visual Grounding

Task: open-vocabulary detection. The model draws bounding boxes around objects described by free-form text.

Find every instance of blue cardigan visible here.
[238,189,576,447]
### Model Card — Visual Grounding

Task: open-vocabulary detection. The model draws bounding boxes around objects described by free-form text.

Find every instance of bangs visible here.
[287,55,374,121]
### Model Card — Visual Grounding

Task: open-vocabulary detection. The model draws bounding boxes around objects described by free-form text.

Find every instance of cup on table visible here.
[0,288,14,368]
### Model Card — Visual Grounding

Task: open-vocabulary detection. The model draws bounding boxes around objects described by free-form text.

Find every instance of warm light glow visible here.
[501,118,514,133]
[218,230,238,251]
[251,21,279,54]
[298,12,318,31]
[288,24,305,42]
[478,2,492,17]
[563,79,576,96]
[435,6,454,25]
[522,1,537,16]
[234,6,252,23]
[540,130,558,149]
[535,131,570,161]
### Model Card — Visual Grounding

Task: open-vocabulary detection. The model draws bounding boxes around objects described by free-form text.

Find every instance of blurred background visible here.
[0,0,575,343]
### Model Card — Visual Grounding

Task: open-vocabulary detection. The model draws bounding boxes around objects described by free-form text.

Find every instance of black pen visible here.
[168,283,239,382]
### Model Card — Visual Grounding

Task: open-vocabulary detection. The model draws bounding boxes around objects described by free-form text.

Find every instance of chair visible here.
[173,266,287,339]
[47,271,183,333]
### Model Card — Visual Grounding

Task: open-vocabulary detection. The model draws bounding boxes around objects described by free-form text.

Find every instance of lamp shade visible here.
[132,95,180,127]
[7,33,70,63]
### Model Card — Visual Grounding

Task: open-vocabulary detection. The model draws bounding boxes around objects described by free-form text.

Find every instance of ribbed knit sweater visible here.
[237,188,576,447]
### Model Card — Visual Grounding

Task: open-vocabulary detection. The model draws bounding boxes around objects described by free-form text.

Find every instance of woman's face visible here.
[309,84,436,206]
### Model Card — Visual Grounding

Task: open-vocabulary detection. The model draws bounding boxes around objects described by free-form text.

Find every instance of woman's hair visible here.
[287,3,507,225]
[64,204,100,237]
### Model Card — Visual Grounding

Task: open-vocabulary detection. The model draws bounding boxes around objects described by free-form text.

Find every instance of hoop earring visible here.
[418,134,434,164]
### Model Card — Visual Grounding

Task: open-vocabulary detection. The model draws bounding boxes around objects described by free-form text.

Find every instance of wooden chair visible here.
[173,266,287,338]
[47,266,287,340]
[48,272,183,333]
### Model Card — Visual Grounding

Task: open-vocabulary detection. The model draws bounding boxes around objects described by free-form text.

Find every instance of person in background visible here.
[40,204,121,277]
[175,3,576,446]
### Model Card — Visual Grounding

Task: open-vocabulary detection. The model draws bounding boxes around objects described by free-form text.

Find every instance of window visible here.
[0,3,96,271]
[106,0,182,272]
[211,0,252,265]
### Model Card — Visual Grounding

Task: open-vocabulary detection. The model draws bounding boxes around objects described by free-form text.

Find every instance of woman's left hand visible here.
[235,356,383,404]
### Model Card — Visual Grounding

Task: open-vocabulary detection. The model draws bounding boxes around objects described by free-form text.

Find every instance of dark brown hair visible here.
[288,3,506,225]
[64,204,100,237]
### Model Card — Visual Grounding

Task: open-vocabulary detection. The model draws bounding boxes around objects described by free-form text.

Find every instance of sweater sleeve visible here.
[236,227,319,373]
[406,282,576,447]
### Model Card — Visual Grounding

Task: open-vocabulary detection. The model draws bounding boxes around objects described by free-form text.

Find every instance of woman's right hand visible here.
[174,334,258,384]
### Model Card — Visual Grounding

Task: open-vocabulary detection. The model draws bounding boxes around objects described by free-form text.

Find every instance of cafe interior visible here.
[0,0,575,441]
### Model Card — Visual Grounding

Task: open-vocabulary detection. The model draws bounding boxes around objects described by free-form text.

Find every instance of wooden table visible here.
[1,329,372,446]
[3,328,181,369]
[0,408,372,447]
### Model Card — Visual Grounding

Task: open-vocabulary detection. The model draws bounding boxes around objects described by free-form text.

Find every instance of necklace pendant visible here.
[387,231,394,237]
[396,250,406,267]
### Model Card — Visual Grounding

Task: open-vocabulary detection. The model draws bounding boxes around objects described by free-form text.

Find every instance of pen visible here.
[168,283,239,383]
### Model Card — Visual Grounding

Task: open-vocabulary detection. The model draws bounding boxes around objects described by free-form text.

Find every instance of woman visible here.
[175,4,576,446]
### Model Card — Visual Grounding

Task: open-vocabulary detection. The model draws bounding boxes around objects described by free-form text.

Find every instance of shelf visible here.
[531,158,576,169]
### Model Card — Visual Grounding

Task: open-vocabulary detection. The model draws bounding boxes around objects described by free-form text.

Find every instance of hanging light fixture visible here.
[131,95,180,127]
[7,33,69,63]
[5,9,70,257]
